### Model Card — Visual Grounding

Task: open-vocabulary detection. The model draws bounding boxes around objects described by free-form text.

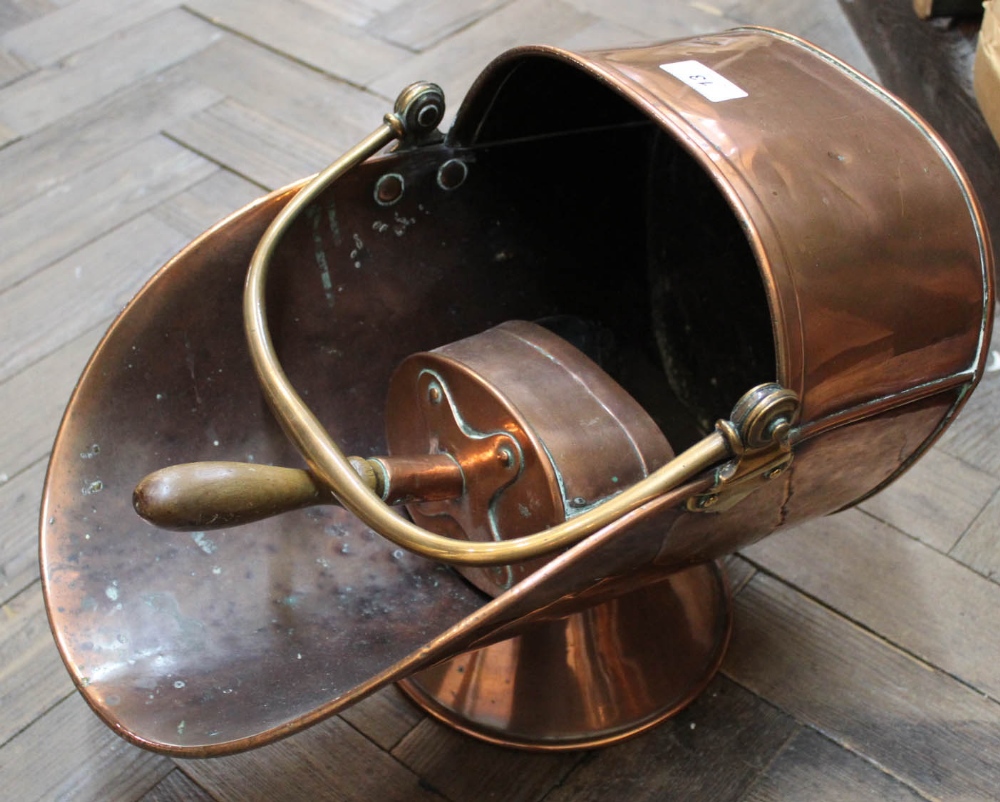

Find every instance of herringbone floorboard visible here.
[1,2,995,800]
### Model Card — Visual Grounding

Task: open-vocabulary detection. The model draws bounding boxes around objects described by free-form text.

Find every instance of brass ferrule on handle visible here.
[243,82,799,567]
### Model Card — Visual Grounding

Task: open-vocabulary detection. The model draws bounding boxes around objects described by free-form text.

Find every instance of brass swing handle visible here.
[133,454,464,531]
[133,383,797,550]
[209,82,799,567]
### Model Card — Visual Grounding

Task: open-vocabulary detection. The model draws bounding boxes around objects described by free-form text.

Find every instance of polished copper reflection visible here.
[399,562,730,750]
[41,27,992,757]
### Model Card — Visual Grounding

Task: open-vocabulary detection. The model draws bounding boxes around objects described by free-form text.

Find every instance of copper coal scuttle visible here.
[40,28,993,755]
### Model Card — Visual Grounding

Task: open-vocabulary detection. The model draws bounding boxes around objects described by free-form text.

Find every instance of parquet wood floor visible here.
[2,2,998,800]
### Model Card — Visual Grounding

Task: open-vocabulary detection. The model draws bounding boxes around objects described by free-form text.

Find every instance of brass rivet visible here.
[497,446,514,468]
[437,159,468,191]
[764,466,786,480]
[427,383,442,405]
[374,173,404,206]
[417,103,441,129]
[697,494,719,509]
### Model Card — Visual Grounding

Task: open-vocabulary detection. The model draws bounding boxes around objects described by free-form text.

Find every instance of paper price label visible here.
[660,60,748,102]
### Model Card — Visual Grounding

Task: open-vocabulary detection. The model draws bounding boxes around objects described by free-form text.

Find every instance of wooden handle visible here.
[133,462,341,531]
[133,455,465,531]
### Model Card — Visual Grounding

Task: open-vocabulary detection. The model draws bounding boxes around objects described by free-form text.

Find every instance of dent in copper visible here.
[40,27,993,756]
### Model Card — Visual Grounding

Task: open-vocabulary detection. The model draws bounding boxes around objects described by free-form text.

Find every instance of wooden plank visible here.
[178,714,444,802]
[0,583,75,748]
[566,0,741,40]
[0,214,190,383]
[369,0,596,126]
[743,728,926,802]
[0,0,58,38]
[838,0,1000,288]
[174,36,389,154]
[724,573,1000,801]
[725,553,757,596]
[339,685,425,751]
[742,507,1000,700]
[543,677,797,802]
[0,460,47,604]
[367,0,512,52]
[393,717,581,802]
[165,99,342,190]
[552,18,656,53]
[0,135,214,292]
[0,0,180,67]
[0,326,104,476]
[858,446,999,552]
[185,0,411,86]
[938,331,1000,476]
[0,46,32,87]
[0,8,221,137]
[950,488,1000,583]
[723,0,877,77]
[0,69,221,215]
[151,169,264,240]
[297,0,392,28]
[0,119,14,146]
[139,769,216,802]
[0,691,173,801]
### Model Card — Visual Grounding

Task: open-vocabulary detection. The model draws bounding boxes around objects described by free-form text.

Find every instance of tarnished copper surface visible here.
[41,27,992,756]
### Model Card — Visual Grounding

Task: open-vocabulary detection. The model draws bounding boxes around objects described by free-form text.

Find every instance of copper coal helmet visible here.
[41,28,993,756]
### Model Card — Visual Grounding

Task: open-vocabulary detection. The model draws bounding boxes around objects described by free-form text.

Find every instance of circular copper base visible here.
[397,561,731,750]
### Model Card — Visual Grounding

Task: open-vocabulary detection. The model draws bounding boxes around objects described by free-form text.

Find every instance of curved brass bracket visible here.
[688,385,797,513]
